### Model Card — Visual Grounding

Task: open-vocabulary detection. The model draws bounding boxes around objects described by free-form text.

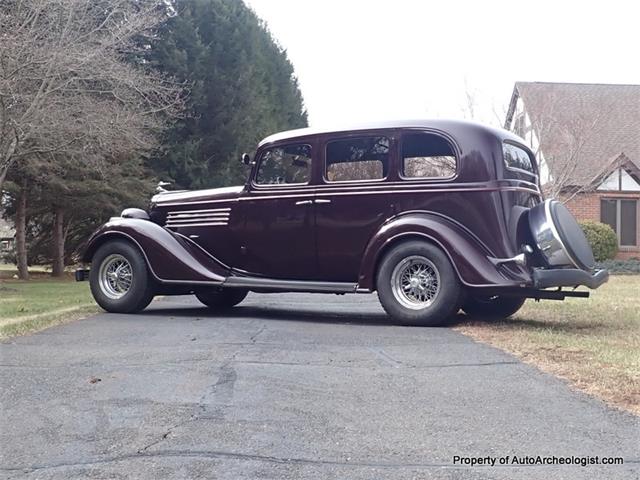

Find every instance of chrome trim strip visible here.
[167,207,231,214]
[166,222,228,227]
[167,212,229,219]
[240,186,538,202]
[488,253,527,266]
[166,207,231,228]
[159,199,237,207]
[156,186,540,207]
[167,214,229,220]
[167,217,229,224]
[159,279,225,285]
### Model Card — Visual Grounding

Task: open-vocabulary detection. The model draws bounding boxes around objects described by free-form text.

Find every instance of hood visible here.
[151,185,245,207]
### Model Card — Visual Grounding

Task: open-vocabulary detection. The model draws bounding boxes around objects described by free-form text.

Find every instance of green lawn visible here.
[457,275,640,415]
[0,279,98,338]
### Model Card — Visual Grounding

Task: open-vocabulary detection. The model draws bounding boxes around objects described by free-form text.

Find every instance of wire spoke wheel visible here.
[98,254,134,300]
[390,255,441,310]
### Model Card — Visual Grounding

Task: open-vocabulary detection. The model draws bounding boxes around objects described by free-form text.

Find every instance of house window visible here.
[600,199,638,246]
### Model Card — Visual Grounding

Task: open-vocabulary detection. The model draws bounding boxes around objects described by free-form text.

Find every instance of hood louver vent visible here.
[165,208,231,228]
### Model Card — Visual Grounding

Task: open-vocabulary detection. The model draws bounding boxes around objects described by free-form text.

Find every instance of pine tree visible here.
[149,0,308,189]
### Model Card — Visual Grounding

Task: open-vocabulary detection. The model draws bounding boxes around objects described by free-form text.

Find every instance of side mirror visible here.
[240,153,252,166]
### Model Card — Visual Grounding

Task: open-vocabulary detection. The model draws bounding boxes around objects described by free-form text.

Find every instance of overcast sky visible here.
[244,0,640,128]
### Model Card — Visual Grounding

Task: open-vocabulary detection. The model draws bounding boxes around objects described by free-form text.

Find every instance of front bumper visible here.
[75,268,90,281]
[532,268,609,289]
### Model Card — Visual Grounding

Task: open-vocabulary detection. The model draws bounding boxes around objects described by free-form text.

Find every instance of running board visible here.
[223,276,358,293]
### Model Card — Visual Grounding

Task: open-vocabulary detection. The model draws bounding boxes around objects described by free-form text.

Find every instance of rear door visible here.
[314,132,396,282]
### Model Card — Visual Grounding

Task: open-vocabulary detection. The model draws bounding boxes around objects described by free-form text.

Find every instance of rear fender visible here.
[358,212,530,290]
[82,218,228,284]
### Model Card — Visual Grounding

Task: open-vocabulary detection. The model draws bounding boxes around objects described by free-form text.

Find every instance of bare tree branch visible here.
[0,0,185,191]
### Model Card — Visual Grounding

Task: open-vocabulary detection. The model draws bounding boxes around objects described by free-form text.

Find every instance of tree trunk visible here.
[0,167,7,193]
[16,181,29,281]
[51,207,65,277]
[0,136,19,193]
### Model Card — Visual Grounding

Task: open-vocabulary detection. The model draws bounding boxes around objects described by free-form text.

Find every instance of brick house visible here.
[504,82,640,259]
[0,217,15,257]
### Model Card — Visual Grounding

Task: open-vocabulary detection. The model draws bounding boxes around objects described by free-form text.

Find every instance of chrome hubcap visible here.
[98,254,133,299]
[391,255,440,310]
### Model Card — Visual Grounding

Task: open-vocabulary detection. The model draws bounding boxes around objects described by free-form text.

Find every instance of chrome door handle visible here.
[295,200,313,206]
[314,199,331,204]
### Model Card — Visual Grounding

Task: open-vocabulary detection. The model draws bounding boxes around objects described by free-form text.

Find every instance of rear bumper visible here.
[532,268,609,289]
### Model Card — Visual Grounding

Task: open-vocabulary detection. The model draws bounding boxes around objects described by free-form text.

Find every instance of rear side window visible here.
[326,136,389,182]
[401,133,456,178]
[503,143,535,174]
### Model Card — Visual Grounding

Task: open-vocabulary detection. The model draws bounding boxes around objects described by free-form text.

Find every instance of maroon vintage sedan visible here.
[78,120,608,325]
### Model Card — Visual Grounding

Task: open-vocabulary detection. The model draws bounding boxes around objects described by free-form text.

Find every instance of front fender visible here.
[358,212,530,290]
[83,218,228,284]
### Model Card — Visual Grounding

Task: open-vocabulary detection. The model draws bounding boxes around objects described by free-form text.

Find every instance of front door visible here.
[236,142,317,279]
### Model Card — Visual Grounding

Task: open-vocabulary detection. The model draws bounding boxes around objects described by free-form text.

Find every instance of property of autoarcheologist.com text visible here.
[452,455,624,467]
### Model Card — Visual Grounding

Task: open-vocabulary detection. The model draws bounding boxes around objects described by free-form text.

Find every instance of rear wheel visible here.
[195,288,248,309]
[462,295,525,319]
[90,240,155,313]
[376,241,461,326]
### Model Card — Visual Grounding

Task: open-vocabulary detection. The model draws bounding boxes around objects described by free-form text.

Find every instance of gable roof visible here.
[505,82,640,187]
[590,152,640,187]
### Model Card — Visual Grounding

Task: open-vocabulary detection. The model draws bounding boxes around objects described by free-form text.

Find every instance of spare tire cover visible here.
[548,201,595,271]
[529,200,596,271]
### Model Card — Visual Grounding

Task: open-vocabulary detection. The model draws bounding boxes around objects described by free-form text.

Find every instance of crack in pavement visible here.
[249,324,266,343]
[135,323,266,455]
[134,360,238,454]
[367,347,405,368]
[365,347,520,369]
[0,359,522,371]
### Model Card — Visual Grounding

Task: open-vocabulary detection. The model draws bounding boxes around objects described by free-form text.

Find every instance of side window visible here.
[401,133,456,179]
[326,136,389,182]
[503,143,535,174]
[256,144,312,185]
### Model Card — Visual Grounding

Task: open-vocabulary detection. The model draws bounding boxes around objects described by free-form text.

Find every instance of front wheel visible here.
[195,288,248,309]
[462,295,525,319]
[89,240,155,313]
[376,241,462,326]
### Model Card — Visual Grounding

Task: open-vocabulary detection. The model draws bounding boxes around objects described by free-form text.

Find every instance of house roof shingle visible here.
[506,82,640,186]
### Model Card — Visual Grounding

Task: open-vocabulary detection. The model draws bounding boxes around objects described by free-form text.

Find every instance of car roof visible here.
[258,118,524,147]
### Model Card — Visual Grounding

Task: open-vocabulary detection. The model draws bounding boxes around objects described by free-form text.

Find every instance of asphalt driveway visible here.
[1,293,638,479]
